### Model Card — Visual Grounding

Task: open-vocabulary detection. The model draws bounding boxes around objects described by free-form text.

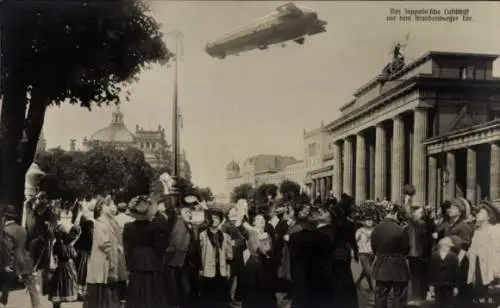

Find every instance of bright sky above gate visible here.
[43,1,500,193]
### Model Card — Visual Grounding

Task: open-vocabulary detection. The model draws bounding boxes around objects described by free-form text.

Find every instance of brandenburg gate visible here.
[327,51,500,207]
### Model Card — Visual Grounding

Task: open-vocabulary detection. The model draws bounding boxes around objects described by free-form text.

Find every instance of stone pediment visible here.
[448,105,482,132]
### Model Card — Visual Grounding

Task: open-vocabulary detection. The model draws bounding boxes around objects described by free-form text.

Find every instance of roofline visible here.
[423,118,500,144]
[350,51,499,100]
[327,74,500,132]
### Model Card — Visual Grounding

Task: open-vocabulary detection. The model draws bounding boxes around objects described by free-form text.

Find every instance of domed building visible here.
[82,106,190,176]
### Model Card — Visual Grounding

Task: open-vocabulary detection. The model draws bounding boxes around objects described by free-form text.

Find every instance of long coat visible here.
[100,216,128,282]
[371,217,410,282]
[4,221,34,275]
[86,219,117,284]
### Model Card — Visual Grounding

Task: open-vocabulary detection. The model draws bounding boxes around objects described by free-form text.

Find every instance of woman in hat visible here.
[48,224,80,307]
[442,197,474,307]
[83,197,121,308]
[122,195,168,308]
[241,213,277,308]
[466,200,500,303]
[199,208,233,308]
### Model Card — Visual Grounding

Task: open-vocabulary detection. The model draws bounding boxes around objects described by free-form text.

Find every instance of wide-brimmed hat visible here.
[478,199,500,223]
[128,195,153,220]
[450,197,472,220]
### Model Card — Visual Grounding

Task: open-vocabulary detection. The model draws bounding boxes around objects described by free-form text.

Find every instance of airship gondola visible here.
[205,2,327,59]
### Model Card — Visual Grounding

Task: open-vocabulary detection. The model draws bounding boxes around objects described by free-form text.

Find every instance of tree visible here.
[279,180,301,202]
[0,0,170,208]
[255,183,278,205]
[196,187,214,202]
[37,146,155,201]
[231,183,254,203]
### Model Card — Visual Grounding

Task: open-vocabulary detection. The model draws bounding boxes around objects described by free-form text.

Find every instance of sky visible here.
[43,1,500,194]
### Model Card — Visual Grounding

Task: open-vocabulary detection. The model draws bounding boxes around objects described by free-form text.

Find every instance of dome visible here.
[89,106,135,143]
[226,160,240,171]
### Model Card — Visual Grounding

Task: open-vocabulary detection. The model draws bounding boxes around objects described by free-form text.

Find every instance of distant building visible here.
[303,120,334,202]
[82,106,190,176]
[326,51,500,206]
[225,154,302,196]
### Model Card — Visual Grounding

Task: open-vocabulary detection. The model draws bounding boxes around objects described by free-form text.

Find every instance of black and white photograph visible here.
[0,1,499,308]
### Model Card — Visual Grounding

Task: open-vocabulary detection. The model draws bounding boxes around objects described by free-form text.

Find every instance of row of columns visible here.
[333,107,428,205]
[310,176,332,202]
[427,141,500,205]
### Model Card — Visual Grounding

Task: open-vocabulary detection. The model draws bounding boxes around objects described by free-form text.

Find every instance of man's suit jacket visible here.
[4,221,34,275]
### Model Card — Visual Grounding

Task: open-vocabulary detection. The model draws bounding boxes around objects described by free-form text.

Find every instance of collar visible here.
[316,223,330,229]
[4,220,15,226]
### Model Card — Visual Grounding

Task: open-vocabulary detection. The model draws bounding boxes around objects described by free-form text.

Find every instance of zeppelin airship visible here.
[205,2,327,59]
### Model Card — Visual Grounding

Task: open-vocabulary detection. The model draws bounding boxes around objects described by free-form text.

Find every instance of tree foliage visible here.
[197,187,215,202]
[0,0,170,207]
[279,180,301,202]
[37,146,154,201]
[255,183,278,205]
[230,183,254,203]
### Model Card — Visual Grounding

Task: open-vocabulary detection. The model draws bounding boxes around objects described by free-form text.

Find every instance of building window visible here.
[466,66,475,79]
[459,67,467,79]
[328,143,332,151]
[146,142,150,148]
[140,142,144,149]
[152,142,156,149]
[308,143,317,157]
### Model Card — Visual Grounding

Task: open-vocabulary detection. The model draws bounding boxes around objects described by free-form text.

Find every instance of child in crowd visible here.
[49,224,81,308]
[355,214,374,291]
[428,237,459,308]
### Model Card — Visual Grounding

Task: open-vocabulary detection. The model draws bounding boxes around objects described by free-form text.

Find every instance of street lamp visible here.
[167,30,183,209]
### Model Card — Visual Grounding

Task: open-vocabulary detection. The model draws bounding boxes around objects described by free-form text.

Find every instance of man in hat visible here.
[1,204,40,308]
[371,203,410,308]
[164,201,201,308]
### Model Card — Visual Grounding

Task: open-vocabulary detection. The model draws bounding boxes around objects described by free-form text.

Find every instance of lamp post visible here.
[167,30,183,209]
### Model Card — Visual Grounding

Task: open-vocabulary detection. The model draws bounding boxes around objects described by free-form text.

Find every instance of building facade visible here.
[82,106,190,175]
[303,121,335,202]
[326,51,500,207]
[225,154,302,196]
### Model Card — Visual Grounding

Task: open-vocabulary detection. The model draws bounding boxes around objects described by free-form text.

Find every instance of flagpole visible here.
[169,30,183,209]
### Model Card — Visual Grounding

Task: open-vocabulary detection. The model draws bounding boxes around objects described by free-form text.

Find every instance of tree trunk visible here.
[22,91,47,173]
[0,5,28,214]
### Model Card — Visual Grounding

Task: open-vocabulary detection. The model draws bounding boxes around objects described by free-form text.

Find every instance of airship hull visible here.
[206,3,327,59]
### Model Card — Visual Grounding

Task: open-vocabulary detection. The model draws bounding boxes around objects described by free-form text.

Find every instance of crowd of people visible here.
[0,185,500,308]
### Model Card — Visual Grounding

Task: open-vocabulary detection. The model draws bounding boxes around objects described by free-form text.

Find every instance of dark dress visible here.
[331,216,359,308]
[74,217,93,299]
[288,225,314,308]
[123,220,168,308]
[49,239,78,302]
[241,231,277,308]
[222,223,248,302]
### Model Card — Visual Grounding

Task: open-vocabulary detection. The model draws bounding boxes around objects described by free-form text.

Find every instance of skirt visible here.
[49,260,78,302]
[76,250,90,298]
[84,283,121,308]
[126,271,168,308]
